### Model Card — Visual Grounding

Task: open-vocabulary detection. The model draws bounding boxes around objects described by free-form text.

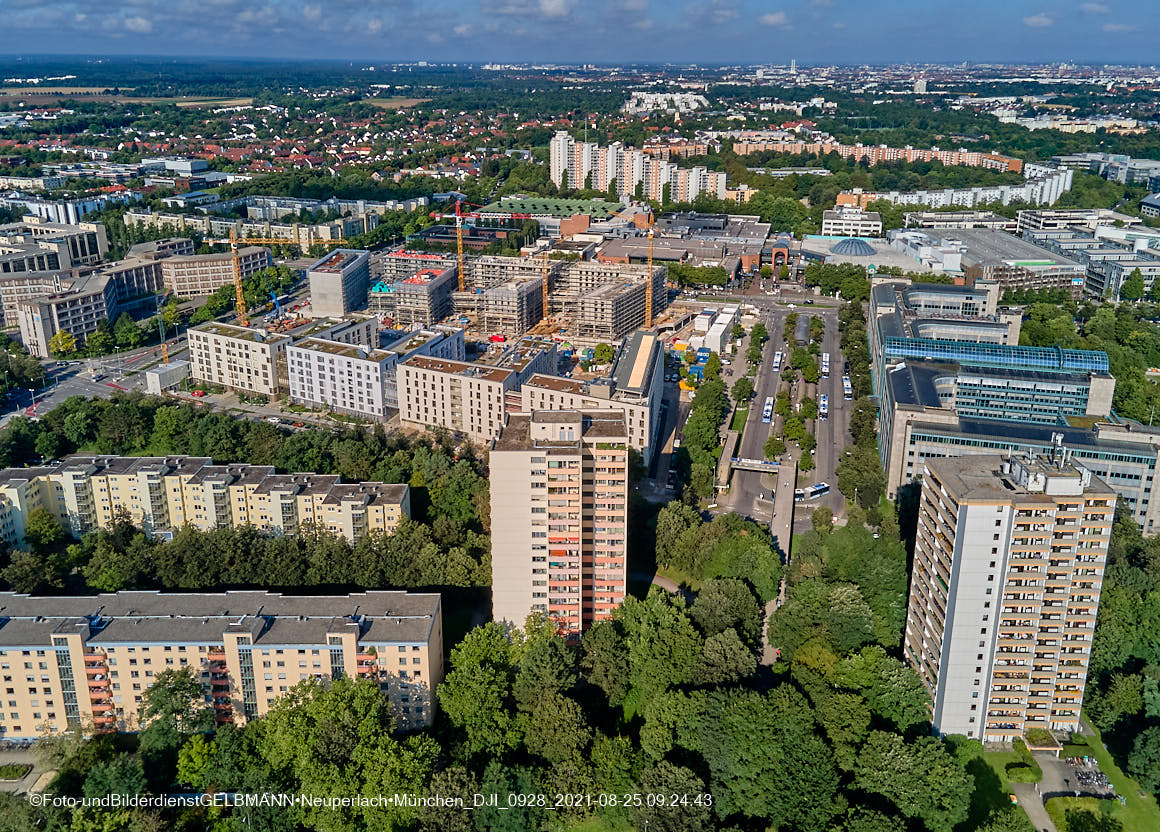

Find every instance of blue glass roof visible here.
[883,338,1109,374]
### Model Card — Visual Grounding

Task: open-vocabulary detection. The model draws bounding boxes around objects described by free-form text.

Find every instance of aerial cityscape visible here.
[0,5,1160,830]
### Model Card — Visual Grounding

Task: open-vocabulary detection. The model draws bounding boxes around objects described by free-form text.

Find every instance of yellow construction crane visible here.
[540,250,551,324]
[604,204,656,329]
[220,230,346,326]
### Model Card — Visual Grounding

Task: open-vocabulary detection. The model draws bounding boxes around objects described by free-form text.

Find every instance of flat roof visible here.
[0,590,439,648]
[925,228,1083,268]
[479,196,622,219]
[291,337,391,362]
[402,355,513,383]
[308,248,366,274]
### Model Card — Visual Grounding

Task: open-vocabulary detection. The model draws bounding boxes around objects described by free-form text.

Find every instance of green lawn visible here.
[1080,721,1160,832]
[0,763,31,780]
[981,750,1029,795]
[730,406,749,433]
[655,565,702,593]
[1045,796,1102,831]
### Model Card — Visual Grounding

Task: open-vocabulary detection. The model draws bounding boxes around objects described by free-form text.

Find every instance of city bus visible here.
[794,482,832,502]
[772,351,783,373]
[762,396,774,423]
[819,394,828,420]
[821,352,830,378]
[842,375,853,400]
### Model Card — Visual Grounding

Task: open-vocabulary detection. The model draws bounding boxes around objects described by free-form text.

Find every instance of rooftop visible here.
[479,196,622,219]
[291,338,392,362]
[0,590,440,648]
[309,248,367,274]
[402,355,513,383]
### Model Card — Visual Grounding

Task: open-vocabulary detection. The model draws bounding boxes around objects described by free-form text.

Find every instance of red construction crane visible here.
[429,199,536,292]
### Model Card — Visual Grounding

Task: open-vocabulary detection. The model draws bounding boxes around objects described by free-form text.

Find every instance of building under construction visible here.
[368,265,457,327]
[552,260,667,340]
[449,255,665,339]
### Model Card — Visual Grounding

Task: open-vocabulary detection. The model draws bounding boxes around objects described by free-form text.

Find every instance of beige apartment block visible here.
[490,411,629,639]
[0,591,442,738]
[0,456,410,546]
[188,321,290,397]
[160,247,270,298]
[904,453,1112,742]
[398,355,517,441]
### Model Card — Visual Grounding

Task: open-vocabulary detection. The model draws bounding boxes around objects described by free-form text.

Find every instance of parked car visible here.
[191,390,206,397]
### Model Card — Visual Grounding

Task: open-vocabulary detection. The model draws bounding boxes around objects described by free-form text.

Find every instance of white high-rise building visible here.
[904,453,1113,741]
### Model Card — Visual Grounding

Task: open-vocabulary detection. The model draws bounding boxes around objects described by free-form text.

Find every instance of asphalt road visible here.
[714,298,851,554]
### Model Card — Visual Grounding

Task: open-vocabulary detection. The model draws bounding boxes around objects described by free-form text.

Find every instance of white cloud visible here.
[367,18,383,34]
[630,17,653,29]
[453,23,472,36]
[623,0,648,10]
[832,21,846,29]
[1023,13,1053,27]
[302,4,322,22]
[759,11,789,27]
[485,0,576,18]
[1081,2,1109,12]
[123,16,153,33]
[1102,22,1135,31]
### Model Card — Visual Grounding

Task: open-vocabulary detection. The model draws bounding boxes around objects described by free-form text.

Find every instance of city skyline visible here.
[0,1,1158,64]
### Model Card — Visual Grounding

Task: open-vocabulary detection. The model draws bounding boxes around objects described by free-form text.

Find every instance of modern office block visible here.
[490,411,629,638]
[904,453,1112,741]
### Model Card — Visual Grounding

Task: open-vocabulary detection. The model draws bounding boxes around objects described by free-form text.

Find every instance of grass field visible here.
[367,97,430,108]
[0,86,130,95]
[1045,796,1102,830]
[1075,723,1160,831]
[730,406,749,433]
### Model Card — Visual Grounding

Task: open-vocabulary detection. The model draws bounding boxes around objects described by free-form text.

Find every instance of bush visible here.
[0,763,31,780]
[1011,738,1044,782]
[1005,763,1040,783]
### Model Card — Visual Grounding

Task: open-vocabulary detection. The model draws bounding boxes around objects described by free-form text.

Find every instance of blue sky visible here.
[0,0,1156,64]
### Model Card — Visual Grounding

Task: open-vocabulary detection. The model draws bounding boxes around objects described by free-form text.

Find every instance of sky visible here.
[0,0,1157,65]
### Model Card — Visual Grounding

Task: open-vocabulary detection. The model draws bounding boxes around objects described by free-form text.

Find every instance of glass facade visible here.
[883,338,1109,374]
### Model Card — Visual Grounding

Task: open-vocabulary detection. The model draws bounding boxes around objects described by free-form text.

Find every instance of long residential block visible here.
[0,590,441,738]
[0,455,410,545]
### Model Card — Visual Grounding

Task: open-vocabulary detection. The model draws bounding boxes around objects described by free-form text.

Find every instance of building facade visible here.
[188,322,290,397]
[308,249,372,318]
[287,339,395,421]
[0,455,410,545]
[397,356,517,441]
[904,454,1111,741]
[161,247,270,298]
[821,207,883,237]
[0,590,441,738]
[490,411,629,638]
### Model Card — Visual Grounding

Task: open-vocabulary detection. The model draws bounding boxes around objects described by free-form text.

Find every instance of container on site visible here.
[489,334,506,343]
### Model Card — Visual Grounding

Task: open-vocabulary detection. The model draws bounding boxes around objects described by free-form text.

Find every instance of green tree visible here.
[1128,725,1160,793]
[635,762,712,832]
[83,757,147,799]
[764,435,786,460]
[436,623,523,757]
[593,343,614,365]
[854,732,972,832]
[114,313,145,349]
[161,298,181,329]
[24,507,66,552]
[523,692,590,764]
[49,329,77,357]
[86,328,115,356]
[812,506,834,535]
[1120,268,1146,302]
[260,676,439,830]
[732,376,754,402]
